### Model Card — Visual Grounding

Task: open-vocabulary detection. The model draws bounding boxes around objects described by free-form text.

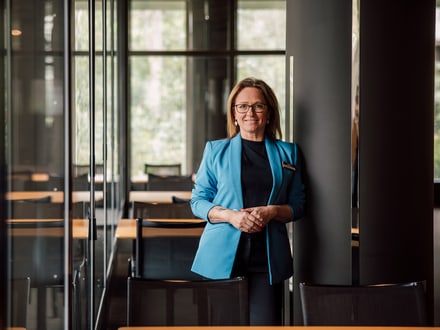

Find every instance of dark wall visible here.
[287,0,436,324]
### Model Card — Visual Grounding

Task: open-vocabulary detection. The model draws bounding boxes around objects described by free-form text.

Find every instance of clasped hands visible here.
[230,206,275,233]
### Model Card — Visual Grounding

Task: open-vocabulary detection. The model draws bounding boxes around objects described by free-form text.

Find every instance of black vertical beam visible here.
[359,0,435,323]
[287,0,353,323]
[0,0,7,327]
[118,0,130,218]
[63,0,73,328]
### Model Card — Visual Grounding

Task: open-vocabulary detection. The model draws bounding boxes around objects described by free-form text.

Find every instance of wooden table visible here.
[7,219,89,239]
[119,327,439,330]
[6,190,104,203]
[129,191,191,203]
[116,218,205,239]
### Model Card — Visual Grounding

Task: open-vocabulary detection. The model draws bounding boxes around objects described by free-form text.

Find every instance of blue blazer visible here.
[190,134,305,284]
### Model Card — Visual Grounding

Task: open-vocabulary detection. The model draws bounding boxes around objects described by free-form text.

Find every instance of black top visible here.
[241,139,272,207]
[232,139,273,274]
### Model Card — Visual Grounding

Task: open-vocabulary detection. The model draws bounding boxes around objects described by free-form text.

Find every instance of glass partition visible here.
[4,0,120,329]
[5,1,68,329]
[72,0,120,329]
[2,0,287,328]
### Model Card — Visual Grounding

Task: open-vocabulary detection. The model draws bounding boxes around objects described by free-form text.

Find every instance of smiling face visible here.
[234,87,270,141]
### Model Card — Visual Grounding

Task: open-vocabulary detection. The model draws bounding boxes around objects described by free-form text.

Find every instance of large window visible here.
[237,0,286,50]
[130,55,187,174]
[129,0,286,177]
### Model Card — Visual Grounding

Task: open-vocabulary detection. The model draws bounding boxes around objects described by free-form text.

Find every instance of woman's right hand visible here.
[208,206,261,233]
[229,210,263,233]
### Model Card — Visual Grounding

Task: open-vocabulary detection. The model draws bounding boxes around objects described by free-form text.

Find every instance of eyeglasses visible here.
[234,103,266,113]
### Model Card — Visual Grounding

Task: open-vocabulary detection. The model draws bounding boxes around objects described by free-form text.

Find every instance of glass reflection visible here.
[352,0,360,228]
[7,1,66,329]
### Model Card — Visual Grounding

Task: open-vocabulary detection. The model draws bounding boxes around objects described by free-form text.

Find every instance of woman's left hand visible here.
[240,205,276,229]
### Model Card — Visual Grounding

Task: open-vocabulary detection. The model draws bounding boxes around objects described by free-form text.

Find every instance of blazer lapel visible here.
[229,134,244,208]
[265,138,282,204]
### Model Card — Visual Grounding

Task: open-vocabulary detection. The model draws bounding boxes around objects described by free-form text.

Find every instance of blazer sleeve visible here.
[190,141,218,220]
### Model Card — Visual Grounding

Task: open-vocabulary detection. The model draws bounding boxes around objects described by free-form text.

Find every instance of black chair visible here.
[127,276,249,326]
[72,201,90,219]
[147,173,193,191]
[23,175,64,191]
[10,199,63,219]
[10,277,31,329]
[172,195,191,203]
[72,201,90,269]
[130,181,148,191]
[299,281,428,326]
[132,218,205,280]
[8,220,65,330]
[144,163,181,176]
[12,195,53,203]
[131,201,195,219]
[73,163,104,177]
[73,173,90,191]
[73,164,90,177]
[10,170,32,191]
[73,260,88,330]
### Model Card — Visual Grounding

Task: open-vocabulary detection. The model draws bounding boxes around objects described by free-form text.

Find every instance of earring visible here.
[235,119,238,126]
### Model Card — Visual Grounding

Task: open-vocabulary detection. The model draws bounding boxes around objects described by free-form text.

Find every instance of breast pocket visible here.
[277,166,296,202]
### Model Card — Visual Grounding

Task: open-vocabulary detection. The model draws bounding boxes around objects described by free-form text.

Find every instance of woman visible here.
[190,77,306,325]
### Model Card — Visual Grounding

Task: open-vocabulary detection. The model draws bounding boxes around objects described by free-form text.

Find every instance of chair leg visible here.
[37,287,47,330]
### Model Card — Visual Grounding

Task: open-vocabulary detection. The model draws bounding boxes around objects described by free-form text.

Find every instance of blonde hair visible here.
[226,77,282,140]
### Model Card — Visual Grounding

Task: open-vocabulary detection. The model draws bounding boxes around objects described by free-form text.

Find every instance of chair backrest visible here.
[11,199,63,219]
[8,220,64,287]
[147,174,193,191]
[23,175,64,191]
[72,201,90,219]
[127,276,249,326]
[73,261,88,330]
[134,218,205,280]
[144,163,181,176]
[73,163,103,176]
[131,201,195,219]
[299,281,428,326]
[73,173,90,190]
[10,277,30,328]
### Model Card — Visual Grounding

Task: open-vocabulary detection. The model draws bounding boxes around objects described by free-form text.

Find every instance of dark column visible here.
[287,0,353,323]
[0,0,6,325]
[359,0,434,322]
[118,0,130,217]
